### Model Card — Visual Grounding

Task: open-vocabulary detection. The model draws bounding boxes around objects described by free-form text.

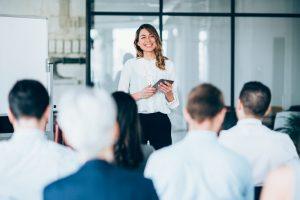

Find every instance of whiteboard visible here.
[0,15,48,115]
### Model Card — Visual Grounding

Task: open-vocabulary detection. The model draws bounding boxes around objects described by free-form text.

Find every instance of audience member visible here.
[261,160,300,200]
[288,105,300,112]
[274,111,300,157]
[44,88,158,200]
[112,91,154,171]
[145,83,253,200]
[219,81,298,187]
[0,80,79,200]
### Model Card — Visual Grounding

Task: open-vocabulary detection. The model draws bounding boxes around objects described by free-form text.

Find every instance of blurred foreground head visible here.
[58,87,117,160]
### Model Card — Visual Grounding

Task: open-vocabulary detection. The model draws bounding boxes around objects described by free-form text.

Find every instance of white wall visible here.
[0,0,86,57]
[0,0,86,106]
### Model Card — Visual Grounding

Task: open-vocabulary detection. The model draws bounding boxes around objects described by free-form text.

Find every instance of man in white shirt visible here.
[219,81,298,186]
[145,83,253,200]
[0,80,79,200]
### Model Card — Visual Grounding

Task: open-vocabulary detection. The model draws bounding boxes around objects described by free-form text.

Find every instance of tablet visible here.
[152,79,174,89]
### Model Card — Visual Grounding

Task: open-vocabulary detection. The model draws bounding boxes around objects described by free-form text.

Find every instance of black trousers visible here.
[139,112,172,150]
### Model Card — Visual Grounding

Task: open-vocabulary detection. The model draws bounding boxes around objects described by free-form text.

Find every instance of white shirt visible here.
[118,57,179,114]
[144,130,253,200]
[0,128,80,200]
[219,118,299,186]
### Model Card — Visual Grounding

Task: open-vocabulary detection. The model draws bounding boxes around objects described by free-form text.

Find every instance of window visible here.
[90,16,158,92]
[236,0,300,13]
[87,0,300,134]
[235,18,300,107]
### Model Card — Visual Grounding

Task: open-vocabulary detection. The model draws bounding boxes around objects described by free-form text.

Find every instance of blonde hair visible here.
[134,24,168,70]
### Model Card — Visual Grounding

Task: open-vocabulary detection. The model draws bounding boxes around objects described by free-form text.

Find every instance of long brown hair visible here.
[134,24,167,70]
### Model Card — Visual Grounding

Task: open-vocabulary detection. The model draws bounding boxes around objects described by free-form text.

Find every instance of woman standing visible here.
[118,24,179,150]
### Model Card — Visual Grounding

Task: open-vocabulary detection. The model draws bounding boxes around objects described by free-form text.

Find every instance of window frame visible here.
[86,0,300,108]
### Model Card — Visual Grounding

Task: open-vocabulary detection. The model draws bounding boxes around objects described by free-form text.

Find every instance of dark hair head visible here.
[239,81,271,117]
[134,23,167,70]
[112,91,144,169]
[8,79,49,120]
[187,83,224,122]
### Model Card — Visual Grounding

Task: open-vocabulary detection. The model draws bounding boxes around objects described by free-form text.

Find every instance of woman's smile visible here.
[138,29,157,52]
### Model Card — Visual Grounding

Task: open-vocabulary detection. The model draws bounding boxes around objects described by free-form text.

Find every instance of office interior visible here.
[0,0,299,142]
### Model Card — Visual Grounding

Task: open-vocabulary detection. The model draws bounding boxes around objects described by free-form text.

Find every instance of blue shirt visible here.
[44,159,158,200]
[145,130,254,200]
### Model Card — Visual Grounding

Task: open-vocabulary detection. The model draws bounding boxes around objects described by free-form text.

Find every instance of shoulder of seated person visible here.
[114,166,155,187]
[271,130,293,140]
[43,142,78,164]
[44,173,73,192]
[219,127,238,138]
[46,140,75,154]
[148,143,183,164]
[0,140,10,149]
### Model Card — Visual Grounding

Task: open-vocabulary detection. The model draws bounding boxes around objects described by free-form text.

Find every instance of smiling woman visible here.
[118,24,179,150]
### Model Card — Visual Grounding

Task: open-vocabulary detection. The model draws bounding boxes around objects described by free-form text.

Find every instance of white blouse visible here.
[118,57,179,114]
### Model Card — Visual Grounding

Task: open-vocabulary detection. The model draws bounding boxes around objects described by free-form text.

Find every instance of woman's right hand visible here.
[133,85,157,100]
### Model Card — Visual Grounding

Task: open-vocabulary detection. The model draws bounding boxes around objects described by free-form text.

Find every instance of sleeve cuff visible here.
[166,98,179,109]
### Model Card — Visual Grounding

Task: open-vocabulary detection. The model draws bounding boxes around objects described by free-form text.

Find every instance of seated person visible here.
[44,88,158,200]
[112,91,154,172]
[261,160,300,200]
[0,79,79,200]
[219,81,298,186]
[274,111,300,157]
[145,84,253,200]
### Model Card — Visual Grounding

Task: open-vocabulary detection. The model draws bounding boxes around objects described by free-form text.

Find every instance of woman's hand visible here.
[133,85,157,100]
[158,81,174,102]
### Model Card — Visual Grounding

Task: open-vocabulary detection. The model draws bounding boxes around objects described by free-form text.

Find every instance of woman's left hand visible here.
[158,81,174,102]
